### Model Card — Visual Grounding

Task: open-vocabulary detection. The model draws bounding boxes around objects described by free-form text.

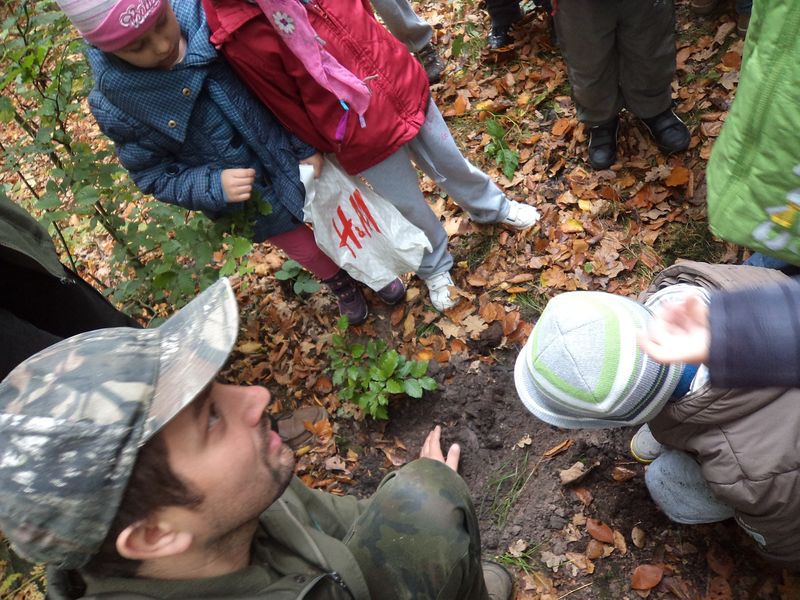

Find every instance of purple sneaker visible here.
[376,278,406,305]
[323,270,368,325]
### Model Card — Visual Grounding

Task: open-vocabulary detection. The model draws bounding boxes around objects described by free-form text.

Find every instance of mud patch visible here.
[344,350,786,599]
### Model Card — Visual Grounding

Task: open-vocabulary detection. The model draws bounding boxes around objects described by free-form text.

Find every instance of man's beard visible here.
[260,412,295,492]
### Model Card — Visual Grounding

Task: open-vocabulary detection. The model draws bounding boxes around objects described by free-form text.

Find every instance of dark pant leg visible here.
[735,0,752,15]
[553,0,622,125]
[617,0,676,119]
[484,0,522,28]
[0,262,139,339]
[345,459,488,600]
[0,308,62,379]
[0,262,140,379]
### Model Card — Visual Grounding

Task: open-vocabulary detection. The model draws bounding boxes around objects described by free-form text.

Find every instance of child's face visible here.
[111,3,184,70]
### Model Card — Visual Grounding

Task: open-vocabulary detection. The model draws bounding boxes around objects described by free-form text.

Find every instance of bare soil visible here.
[343,350,787,600]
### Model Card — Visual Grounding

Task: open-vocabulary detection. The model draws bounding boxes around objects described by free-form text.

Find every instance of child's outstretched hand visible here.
[638,295,710,365]
[221,168,256,203]
[300,152,324,178]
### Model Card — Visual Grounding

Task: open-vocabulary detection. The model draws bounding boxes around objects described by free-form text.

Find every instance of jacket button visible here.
[167,119,177,128]
[294,575,306,584]
[182,87,191,97]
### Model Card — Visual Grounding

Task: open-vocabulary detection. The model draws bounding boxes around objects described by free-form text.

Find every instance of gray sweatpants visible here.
[645,449,735,525]
[361,98,510,278]
[371,0,432,53]
[554,0,677,126]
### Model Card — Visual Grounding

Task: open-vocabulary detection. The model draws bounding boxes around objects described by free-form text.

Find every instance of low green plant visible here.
[451,20,484,61]
[484,118,520,180]
[327,316,437,419]
[479,450,535,529]
[494,542,543,576]
[1,536,45,599]
[274,259,321,295]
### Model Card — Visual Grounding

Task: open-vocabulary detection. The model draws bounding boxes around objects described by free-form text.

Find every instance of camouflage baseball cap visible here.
[0,278,238,569]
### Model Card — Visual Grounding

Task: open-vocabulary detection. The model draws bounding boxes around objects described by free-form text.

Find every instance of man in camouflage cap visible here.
[0,278,513,600]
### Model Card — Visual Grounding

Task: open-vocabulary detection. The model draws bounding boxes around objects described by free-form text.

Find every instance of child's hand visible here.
[221,168,256,203]
[300,152,324,178]
[638,295,710,365]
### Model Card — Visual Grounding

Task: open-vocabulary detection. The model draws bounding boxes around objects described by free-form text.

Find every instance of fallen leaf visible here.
[613,530,627,555]
[415,349,434,361]
[572,487,593,506]
[713,21,736,46]
[324,455,347,471]
[237,341,262,354]
[508,538,528,557]
[559,461,587,485]
[565,551,595,573]
[631,526,646,548]
[467,273,488,287]
[403,312,415,338]
[701,121,723,137]
[543,438,573,457]
[585,539,605,559]
[516,434,533,448]
[665,166,690,187]
[562,218,584,233]
[552,118,573,137]
[313,375,332,394]
[611,465,637,482]
[540,551,565,572]
[438,318,464,339]
[586,518,614,543]
[631,564,664,590]
[463,314,488,338]
[454,94,469,116]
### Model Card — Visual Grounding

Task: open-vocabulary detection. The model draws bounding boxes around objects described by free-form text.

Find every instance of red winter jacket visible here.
[202,0,430,175]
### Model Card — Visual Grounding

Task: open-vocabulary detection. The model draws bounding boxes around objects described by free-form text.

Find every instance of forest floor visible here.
[4,0,799,598]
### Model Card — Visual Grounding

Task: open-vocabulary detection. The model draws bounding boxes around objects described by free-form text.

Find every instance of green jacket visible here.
[706,2,800,262]
[0,195,67,278]
[49,477,377,600]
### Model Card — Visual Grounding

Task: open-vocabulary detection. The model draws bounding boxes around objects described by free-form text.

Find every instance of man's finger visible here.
[445,443,460,471]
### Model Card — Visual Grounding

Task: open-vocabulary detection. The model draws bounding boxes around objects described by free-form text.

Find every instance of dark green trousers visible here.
[554,0,677,126]
[346,459,488,600]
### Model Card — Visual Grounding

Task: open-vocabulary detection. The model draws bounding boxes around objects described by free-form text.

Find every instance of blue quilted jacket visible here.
[86,0,317,241]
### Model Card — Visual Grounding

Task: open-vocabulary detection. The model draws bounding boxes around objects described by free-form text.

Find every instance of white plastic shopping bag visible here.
[301,157,431,291]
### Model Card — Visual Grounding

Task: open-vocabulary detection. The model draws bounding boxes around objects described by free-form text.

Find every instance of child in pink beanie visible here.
[56,0,407,323]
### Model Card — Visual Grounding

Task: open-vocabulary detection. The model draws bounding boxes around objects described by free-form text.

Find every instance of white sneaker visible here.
[424,271,457,311]
[630,423,664,463]
[500,200,541,231]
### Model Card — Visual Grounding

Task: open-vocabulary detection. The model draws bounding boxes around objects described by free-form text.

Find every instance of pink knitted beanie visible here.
[56,0,167,52]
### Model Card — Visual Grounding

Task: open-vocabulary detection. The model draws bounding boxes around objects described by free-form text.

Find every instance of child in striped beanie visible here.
[515,261,800,565]
[514,284,734,526]
[513,285,709,433]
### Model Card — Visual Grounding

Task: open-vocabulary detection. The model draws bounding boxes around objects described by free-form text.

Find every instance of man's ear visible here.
[116,517,193,561]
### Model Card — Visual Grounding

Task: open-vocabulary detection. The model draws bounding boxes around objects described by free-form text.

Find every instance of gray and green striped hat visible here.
[514,291,682,429]
[0,278,238,569]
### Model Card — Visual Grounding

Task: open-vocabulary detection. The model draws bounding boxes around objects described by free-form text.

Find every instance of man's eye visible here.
[208,403,221,429]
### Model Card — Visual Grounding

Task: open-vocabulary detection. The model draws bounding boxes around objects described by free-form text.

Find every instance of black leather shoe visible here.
[587,117,618,170]
[641,109,690,155]
[488,23,515,49]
